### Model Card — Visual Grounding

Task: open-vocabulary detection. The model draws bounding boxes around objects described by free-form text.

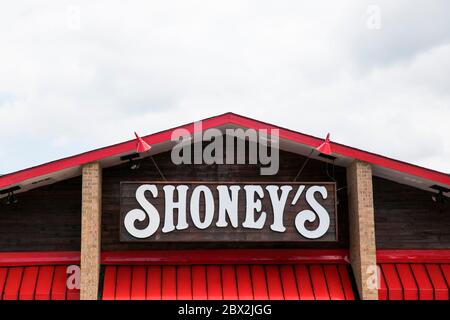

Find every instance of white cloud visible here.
[0,1,449,174]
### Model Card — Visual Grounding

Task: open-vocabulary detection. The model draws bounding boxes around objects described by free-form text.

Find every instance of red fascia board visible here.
[377,250,450,264]
[101,249,350,265]
[1,112,449,190]
[0,249,348,267]
[2,249,450,266]
[0,114,231,189]
[0,251,80,267]
[226,113,450,186]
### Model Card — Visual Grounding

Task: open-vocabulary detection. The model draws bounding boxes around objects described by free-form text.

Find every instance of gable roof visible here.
[0,112,449,195]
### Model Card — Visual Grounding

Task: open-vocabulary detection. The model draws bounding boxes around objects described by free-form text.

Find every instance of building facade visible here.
[0,113,449,300]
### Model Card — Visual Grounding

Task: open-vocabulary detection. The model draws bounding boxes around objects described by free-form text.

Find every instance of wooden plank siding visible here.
[2,142,448,252]
[0,177,82,251]
[373,177,450,249]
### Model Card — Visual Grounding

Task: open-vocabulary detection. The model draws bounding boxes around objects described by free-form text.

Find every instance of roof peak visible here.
[0,113,449,191]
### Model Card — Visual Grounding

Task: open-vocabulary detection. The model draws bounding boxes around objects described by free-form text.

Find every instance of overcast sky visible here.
[1,1,449,174]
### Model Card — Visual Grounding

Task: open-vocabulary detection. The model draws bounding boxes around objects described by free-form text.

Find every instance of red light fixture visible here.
[316,133,332,155]
[134,132,151,153]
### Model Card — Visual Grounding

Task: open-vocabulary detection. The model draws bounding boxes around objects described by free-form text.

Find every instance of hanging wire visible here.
[325,159,337,183]
[150,156,167,181]
[293,149,314,182]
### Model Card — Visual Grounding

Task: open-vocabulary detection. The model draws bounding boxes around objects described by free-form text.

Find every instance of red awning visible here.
[0,266,79,300]
[378,264,450,300]
[102,264,355,300]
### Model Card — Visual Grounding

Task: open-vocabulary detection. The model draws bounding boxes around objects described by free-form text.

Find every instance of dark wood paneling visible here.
[0,177,82,252]
[102,147,349,250]
[0,145,349,252]
[374,177,450,249]
[2,143,447,252]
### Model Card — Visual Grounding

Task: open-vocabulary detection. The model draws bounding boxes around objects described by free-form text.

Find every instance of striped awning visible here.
[378,263,450,300]
[0,266,79,300]
[102,264,355,300]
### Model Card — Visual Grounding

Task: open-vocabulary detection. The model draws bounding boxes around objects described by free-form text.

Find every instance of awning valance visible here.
[102,264,355,300]
[0,266,79,300]
[378,263,450,300]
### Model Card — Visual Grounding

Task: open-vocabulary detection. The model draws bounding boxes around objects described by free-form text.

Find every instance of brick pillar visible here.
[346,160,378,300]
[80,162,102,300]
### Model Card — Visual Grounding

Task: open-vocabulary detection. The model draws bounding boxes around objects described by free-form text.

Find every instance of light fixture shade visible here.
[134,132,151,153]
[316,133,332,155]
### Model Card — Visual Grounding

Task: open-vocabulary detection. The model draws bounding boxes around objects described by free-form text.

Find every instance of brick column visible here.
[346,160,378,300]
[80,162,102,300]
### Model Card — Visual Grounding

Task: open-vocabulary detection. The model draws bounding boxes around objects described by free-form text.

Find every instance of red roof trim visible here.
[226,113,450,185]
[0,113,232,189]
[101,249,350,265]
[2,249,448,266]
[0,251,80,267]
[1,112,449,189]
[377,249,450,263]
